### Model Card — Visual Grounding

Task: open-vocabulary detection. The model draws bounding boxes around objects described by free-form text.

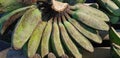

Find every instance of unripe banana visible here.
[28,21,47,58]
[65,13,102,44]
[58,14,82,58]
[41,18,53,58]
[112,0,120,8]
[70,3,109,21]
[51,17,65,57]
[0,5,35,34]
[110,27,120,45]
[69,10,109,31]
[96,0,120,16]
[62,15,94,52]
[0,0,24,13]
[12,8,41,50]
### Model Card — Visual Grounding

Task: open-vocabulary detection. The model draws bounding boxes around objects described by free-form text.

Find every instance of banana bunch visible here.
[0,0,109,58]
[96,0,120,24]
[110,27,120,58]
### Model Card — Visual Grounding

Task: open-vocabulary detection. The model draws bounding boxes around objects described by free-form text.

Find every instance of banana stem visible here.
[51,0,68,12]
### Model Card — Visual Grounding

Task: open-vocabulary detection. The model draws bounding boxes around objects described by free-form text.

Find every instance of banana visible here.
[109,15,119,24]
[28,20,48,57]
[1,11,24,34]
[0,0,24,13]
[112,43,120,57]
[112,0,120,8]
[62,14,94,52]
[58,14,82,58]
[65,13,102,44]
[12,8,41,50]
[63,0,86,5]
[0,5,35,33]
[41,18,53,58]
[84,3,99,9]
[96,0,120,16]
[51,16,65,57]
[110,27,120,45]
[69,3,109,22]
[69,10,109,31]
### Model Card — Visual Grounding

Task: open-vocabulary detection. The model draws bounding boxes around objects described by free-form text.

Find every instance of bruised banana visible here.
[110,27,120,45]
[62,15,94,52]
[70,3,109,22]
[12,8,41,50]
[51,17,65,57]
[28,20,48,57]
[69,10,109,31]
[112,0,120,8]
[0,5,35,33]
[65,13,102,44]
[41,18,53,58]
[58,15,82,58]
[96,0,120,16]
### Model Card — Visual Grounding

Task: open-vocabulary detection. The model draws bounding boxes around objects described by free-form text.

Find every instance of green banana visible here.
[70,3,109,22]
[84,3,99,9]
[65,13,102,44]
[96,0,120,16]
[110,27,120,45]
[0,0,24,13]
[12,8,41,50]
[109,15,119,24]
[112,0,120,8]
[28,21,47,58]
[64,0,86,5]
[1,11,25,34]
[62,15,94,52]
[58,14,82,58]
[69,10,109,31]
[112,43,120,57]
[51,17,65,57]
[41,18,53,58]
[0,5,35,33]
